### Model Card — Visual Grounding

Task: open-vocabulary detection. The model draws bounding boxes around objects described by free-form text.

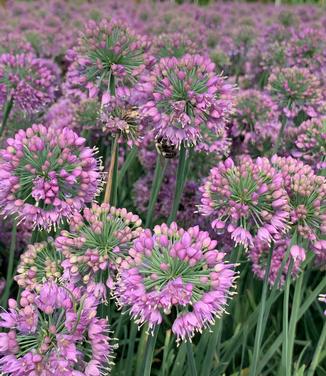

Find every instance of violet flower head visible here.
[271,156,326,246]
[231,90,281,156]
[66,18,151,98]
[198,157,290,248]
[291,118,326,173]
[267,67,323,119]
[139,54,234,147]
[249,237,305,287]
[101,87,143,147]
[0,283,116,376]
[14,241,64,291]
[0,53,59,113]
[152,33,197,59]
[0,33,34,56]
[0,124,101,230]
[55,203,142,300]
[115,222,236,342]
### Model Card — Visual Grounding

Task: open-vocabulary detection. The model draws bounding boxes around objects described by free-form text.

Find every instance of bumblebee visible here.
[155,136,178,159]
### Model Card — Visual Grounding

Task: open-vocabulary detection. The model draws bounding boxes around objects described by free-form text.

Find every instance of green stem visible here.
[272,115,286,155]
[257,276,326,374]
[167,144,190,225]
[249,244,273,376]
[307,321,326,376]
[1,220,17,308]
[140,326,159,376]
[126,323,138,376]
[103,137,119,205]
[145,155,167,227]
[287,271,304,373]
[117,146,138,186]
[281,260,294,376]
[201,320,222,376]
[186,341,198,376]
[0,97,13,138]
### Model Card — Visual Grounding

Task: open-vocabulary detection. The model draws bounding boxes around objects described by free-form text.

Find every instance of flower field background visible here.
[0,0,325,375]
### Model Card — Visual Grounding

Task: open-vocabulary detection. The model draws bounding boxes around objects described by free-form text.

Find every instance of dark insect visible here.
[155,136,178,159]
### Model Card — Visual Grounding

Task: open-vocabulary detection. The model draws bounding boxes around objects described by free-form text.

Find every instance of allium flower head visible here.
[15,241,64,291]
[115,222,236,342]
[198,157,290,248]
[250,237,305,287]
[0,54,59,113]
[0,124,101,229]
[0,33,34,56]
[67,18,150,98]
[231,90,281,155]
[0,283,116,376]
[271,156,325,244]
[152,33,197,58]
[139,54,234,147]
[101,87,143,147]
[267,67,323,119]
[55,203,142,299]
[291,118,326,172]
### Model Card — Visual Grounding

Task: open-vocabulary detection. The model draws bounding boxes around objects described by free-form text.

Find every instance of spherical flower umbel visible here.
[66,18,151,98]
[101,87,143,147]
[198,157,290,248]
[139,54,234,147]
[55,203,142,299]
[14,241,64,291]
[0,124,101,229]
[271,155,326,245]
[0,53,59,113]
[291,118,326,172]
[0,283,116,376]
[152,33,197,59]
[249,237,305,287]
[231,90,281,155]
[115,222,236,342]
[267,67,323,119]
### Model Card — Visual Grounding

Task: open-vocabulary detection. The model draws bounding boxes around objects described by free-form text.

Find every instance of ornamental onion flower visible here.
[139,54,234,147]
[55,203,142,299]
[0,283,116,376]
[271,155,325,244]
[14,241,64,291]
[152,33,197,59]
[198,157,290,248]
[100,87,143,147]
[0,53,59,113]
[115,222,236,342]
[249,237,305,287]
[231,90,281,156]
[267,67,323,119]
[66,18,151,98]
[291,118,326,172]
[0,124,101,229]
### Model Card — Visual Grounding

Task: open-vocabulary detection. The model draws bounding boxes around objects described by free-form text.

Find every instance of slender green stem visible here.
[249,244,273,376]
[186,341,198,376]
[307,321,326,376]
[1,220,17,308]
[201,320,222,376]
[140,326,159,376]
[271,115,286,155]
[167,144,190,224]
[117,146,138,186]
[125,323,138,376]
[281,260,294,376]
[0,97,13,138]
[145,155,167,227]
[287,271,304,373]
[257,276,326,374]
[103,136,119,205]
